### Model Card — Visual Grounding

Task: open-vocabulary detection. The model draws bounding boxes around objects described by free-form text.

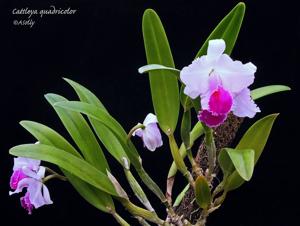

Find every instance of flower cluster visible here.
[180,39,260,127]
[9,157,53,214]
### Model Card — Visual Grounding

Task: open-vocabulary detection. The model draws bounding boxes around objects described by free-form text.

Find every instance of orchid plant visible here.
[9,2,290,226]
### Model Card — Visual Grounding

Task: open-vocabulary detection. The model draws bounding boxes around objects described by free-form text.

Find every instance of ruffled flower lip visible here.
[21,192,33,215]
[198,110,227,127]
[208,86,233,115]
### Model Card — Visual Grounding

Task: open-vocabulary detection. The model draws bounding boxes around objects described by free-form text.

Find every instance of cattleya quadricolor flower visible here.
[9,157,53,214]
[133,113,163,151]
[180,39,260,127]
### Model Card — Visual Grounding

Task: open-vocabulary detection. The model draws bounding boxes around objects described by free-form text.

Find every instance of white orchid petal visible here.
[143,113,158,125]
[207,39,226,60]
[232,88,260,118]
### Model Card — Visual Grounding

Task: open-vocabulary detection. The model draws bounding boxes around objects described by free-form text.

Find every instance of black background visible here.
[1,0,299,225]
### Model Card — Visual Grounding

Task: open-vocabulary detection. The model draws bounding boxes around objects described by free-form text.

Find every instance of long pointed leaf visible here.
[195,2,245,57]
[45,93,109,172]
[142,9,180,134]
[63,78,129,167]
[63,78,108,112]
[54,101,142,169]
[63,80,157,206]
[92,122,129,167]
[251,85,291,101]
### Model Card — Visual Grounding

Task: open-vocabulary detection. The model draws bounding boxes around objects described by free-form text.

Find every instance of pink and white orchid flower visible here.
[180,39,260,127]
[133,113,163,151]
[9,157,53,214]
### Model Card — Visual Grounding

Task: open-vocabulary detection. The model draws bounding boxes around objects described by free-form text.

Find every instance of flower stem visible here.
[166,122,204,202]
[212,180,225,199]
[186,148,202,176]
[195,209,208,226]
[203,125,216,181]
[127,123,145,140]
[168,134,195,188]
[43,167,67,182]
[45,167,62,176]
[43,174,67,183]
[213,191,227,206]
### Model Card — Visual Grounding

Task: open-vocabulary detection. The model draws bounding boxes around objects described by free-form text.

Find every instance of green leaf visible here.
[135,167,167,204]
[223,148,255,181]
[45,94,109,172]
[63,79,155,209]
[92,122,129,167]
[225,114,279,191]
[142,9,180,134]
[195,2,245,57]
[53,101,142,169]
[195,176,212,209]
[19,120,114,212]
[218,148,235,177]
[20,121,81,158]
[63,78,108,112]
[173,184,190,207]
[251,85,291,101]
[9,144,119,197]
[180,110,191,149]
[61,172,114,212]
[184,2,246,112]
[63,78,129,167]
[124,169,153,211]
[138,64,180,78]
